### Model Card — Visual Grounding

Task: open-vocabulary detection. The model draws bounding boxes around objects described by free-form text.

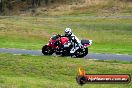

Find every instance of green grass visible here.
[0,16,132,54]
[0,53,132,88]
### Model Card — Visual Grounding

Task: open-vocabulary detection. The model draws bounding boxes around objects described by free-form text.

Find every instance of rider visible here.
[64,28,82,54]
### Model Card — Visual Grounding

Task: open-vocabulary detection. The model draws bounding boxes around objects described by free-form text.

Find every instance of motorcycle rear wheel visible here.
[74,48,88,58]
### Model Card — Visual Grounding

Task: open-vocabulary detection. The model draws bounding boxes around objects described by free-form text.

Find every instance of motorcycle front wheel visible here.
[42,45,54,55]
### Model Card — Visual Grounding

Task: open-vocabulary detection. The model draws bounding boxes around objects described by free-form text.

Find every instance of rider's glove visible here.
[57,34,61,37]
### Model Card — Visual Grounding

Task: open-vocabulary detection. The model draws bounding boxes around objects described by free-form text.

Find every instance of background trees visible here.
[0,0,131,15]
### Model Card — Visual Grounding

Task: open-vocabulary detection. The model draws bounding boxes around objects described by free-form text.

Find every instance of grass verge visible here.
[0,53,132,88]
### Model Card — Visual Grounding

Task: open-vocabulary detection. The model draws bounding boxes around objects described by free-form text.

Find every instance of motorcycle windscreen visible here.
[51,35,59,40]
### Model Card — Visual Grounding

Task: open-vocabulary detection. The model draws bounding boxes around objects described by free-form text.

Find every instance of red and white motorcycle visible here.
[42,34,92,58]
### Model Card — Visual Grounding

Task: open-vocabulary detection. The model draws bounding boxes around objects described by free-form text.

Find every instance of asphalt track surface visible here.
[0,48,132,61]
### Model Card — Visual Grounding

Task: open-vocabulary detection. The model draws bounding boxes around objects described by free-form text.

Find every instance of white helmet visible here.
[65,28,72,36]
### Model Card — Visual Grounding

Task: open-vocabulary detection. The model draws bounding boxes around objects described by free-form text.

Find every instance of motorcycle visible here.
[42,34,92,58]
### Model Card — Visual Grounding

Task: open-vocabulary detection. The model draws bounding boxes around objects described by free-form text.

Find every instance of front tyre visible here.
[75,48,88,58]
[42,45,54,55]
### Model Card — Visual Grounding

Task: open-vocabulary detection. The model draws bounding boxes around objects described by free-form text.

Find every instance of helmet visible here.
[65,28,72,36]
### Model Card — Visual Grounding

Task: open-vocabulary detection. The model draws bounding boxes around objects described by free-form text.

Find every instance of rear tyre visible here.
[42,45,54,55]
[75,48,88,58]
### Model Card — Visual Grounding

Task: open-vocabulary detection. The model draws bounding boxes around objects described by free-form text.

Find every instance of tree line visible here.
[0,0,131,14]
[0,0,55,13]
[0,0,79,13]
